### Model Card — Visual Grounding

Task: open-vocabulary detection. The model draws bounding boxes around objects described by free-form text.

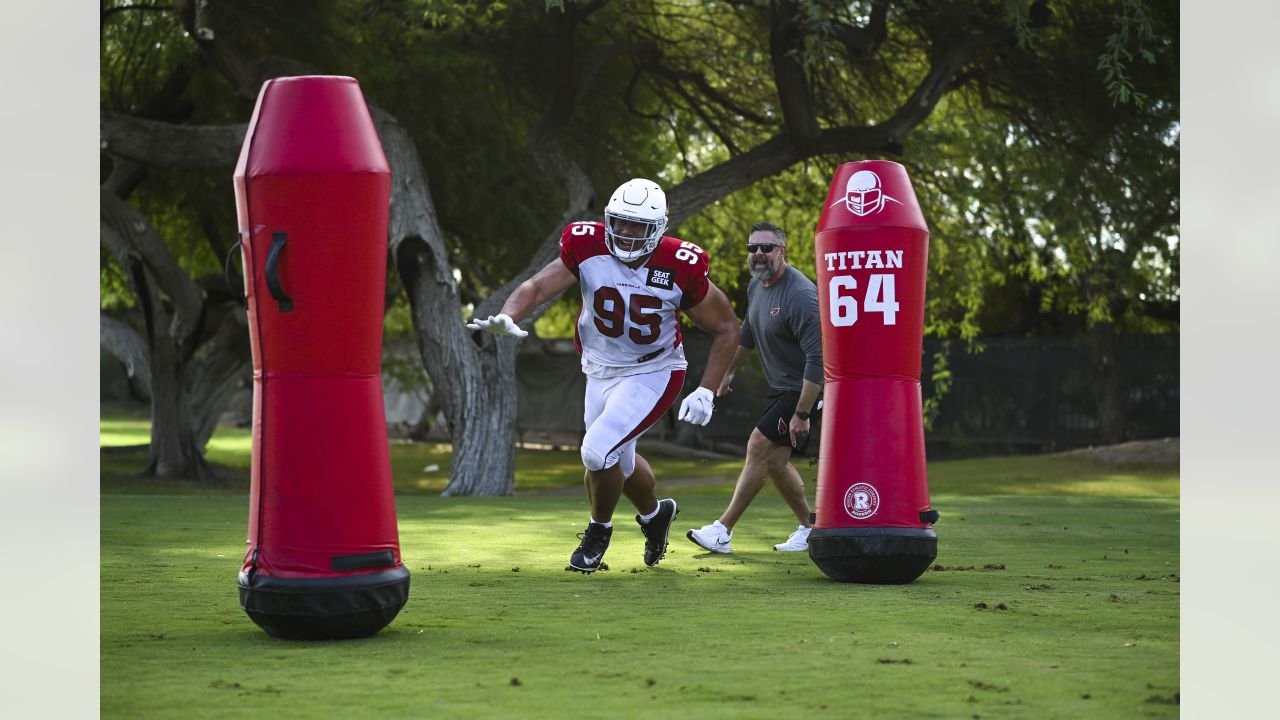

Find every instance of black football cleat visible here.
[637,498,678,567]
[566,522,613,573]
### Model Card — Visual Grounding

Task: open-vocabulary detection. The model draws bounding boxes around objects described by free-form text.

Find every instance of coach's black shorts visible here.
[756,389,822,456]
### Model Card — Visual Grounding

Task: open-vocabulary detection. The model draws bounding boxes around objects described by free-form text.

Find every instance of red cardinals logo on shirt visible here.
[770,306,781,317]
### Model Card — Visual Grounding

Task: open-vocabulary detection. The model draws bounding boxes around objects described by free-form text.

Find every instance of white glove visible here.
[678,386,716,426]
[465,313,528,338]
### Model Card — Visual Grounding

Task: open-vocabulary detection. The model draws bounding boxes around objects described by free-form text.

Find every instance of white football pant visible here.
[580,368,685,475]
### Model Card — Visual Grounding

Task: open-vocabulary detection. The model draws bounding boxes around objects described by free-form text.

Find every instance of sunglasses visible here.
[746,243,782,254]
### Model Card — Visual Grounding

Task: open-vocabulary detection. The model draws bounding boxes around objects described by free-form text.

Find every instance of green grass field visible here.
[100,414,750,495]
[101,415,1179,718]
[99,414,1178,499]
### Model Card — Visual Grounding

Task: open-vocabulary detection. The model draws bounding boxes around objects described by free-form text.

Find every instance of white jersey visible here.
[558,221,712,379]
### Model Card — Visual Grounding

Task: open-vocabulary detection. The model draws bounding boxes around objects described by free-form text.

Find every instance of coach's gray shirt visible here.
[740,264,824,392]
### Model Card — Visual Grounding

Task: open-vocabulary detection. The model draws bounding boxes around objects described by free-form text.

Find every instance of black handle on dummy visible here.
[223,237,244,308]
[265,232,294,312]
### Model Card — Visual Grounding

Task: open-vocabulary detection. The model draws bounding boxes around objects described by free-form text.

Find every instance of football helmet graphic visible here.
[832,170,903,217]
[603,178,668,262]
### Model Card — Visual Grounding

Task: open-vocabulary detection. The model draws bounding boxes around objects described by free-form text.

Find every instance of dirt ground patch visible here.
[519,437,1180,496]
[1057,437,1179,465]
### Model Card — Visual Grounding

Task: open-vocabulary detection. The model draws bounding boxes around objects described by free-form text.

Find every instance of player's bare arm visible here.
[500,259,577,323]
[685,282,742,393]
[467,259,576,336]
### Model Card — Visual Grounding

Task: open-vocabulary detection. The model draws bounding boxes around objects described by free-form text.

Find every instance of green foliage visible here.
[1003,0,1036,49]
[633,0,1177,339]
[1097,0,1164,106]
[418,0,513,28]
[359,8,557,281]
[382,294,418,341]
[902,9,1179,338]
[100,0,1179,353]
[100,247,136,312]
[100,4,196,113]
[140,169,229,276]
[532,294,579,339]
[677,162,835,310]
[923,339,953,431]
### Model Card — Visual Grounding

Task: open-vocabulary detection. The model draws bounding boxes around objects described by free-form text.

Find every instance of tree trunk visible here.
[398,237,520,495]
[101,306,250,471]
[146,334,214,479]
[187,307,251,447]
[101,181,235,482]
[444,345,518,496]
[100,313,152,398]
[374,108,521,495]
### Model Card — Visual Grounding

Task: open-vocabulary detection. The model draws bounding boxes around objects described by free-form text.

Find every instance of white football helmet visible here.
[603,178,668,262]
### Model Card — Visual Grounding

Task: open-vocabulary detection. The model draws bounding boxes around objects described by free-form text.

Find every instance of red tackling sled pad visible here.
[808,160,939,584]
[232,76,409,638]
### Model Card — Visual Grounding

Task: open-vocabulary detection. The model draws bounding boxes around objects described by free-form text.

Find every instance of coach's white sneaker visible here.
[686,521,732,554]
[773,525,811,552]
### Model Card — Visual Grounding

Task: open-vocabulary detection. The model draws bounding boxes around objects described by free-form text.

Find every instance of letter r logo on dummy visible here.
[843,483,880,519]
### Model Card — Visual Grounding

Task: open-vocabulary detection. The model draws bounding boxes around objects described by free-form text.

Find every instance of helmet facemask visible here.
[604,213,666,261]
[845,188,883,216]
[603,178,668,262]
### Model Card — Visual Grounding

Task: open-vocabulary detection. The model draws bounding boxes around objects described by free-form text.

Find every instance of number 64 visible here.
[829,274,899,326]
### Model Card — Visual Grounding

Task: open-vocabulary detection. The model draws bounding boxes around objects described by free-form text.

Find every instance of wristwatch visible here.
[795,410,810,421]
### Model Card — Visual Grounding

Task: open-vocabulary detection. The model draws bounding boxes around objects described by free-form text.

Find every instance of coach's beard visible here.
[750,254,780,281]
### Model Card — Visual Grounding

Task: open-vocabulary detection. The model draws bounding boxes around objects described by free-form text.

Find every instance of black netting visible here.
[515,333,1179,458]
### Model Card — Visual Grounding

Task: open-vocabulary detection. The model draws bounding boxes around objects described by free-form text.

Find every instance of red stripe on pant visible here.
[609,369,686,456]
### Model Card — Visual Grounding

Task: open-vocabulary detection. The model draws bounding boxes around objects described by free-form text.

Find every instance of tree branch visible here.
[103,157,148,199]
[667,124,896,227]
[769,0,821,149]
[101,111,245,167]
[641,61,769,126]
[833,0,889,58]
[102,3,174,25]
[577,42,656,108]
[101,188,207,345]
[881,29,1009,141]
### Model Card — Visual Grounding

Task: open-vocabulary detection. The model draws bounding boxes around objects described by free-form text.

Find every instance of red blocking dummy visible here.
[807,160,939,584]
[233,76,409,638]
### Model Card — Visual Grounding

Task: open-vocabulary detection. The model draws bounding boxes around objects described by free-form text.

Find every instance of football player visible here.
[468,178,740,573]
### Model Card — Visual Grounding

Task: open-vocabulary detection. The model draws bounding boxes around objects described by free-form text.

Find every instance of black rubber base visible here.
[808,527,937,584]
[238,566,410,640]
